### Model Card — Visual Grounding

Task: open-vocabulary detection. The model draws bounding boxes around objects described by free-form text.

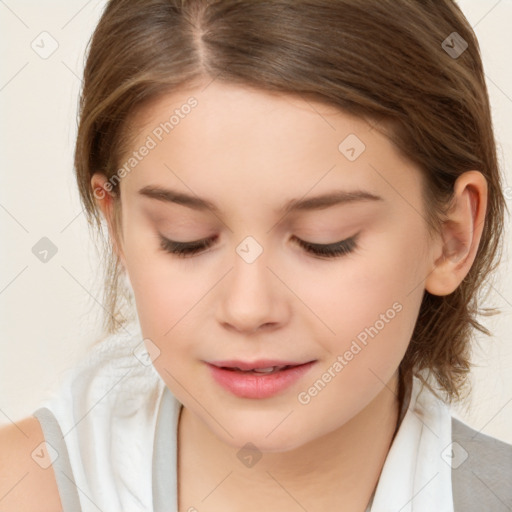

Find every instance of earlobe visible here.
[90,172,126,269]
[425,171,487,296]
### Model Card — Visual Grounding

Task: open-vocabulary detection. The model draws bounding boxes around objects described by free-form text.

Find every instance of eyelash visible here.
[158,234,358,259]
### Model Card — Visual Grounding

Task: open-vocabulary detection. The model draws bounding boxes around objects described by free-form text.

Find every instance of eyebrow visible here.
[138,185,383,215]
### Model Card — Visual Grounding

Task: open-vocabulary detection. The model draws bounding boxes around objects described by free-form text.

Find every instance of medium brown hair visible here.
[74,0,507,401]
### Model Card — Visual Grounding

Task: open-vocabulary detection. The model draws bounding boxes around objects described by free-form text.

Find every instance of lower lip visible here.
[206,361,316,399]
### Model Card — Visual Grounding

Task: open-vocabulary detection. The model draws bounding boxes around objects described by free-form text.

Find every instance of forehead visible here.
[120,81,422,213]
[128,81,377,158]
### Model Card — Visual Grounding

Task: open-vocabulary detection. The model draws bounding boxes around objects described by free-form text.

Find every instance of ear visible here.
[425,170,487,296]
[91,173,127,269]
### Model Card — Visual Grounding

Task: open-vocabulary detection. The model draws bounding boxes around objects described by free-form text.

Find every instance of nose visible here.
[215,245,288,335]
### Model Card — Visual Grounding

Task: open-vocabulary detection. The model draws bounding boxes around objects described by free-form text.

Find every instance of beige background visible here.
[0,0,511,443]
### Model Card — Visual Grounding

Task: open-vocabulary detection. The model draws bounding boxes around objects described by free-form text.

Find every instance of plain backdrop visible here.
[1,0,511,444]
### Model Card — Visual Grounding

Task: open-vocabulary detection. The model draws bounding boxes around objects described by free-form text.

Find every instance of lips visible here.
[206,359,316,399]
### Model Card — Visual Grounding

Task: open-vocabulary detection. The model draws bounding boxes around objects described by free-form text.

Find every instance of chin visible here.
[208,415,315,453]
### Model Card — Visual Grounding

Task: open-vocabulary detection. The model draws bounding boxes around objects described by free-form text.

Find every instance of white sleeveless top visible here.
[32,321,512,512]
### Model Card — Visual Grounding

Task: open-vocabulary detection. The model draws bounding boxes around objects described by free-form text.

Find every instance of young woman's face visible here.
[113,81,436,451]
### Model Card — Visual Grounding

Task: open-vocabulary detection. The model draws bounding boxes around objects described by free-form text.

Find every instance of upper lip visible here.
[207,359,315,371]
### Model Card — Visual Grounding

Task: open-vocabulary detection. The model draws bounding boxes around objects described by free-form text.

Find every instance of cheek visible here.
[291,232,427,435]
[128,261,206,340]
[125,252,210,390]
[120,223,202,338]
[301,225,428,372]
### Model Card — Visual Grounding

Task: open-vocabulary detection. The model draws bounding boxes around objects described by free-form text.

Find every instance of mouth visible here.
[220,365,296,374]
[209,359,313,372]
[205,359,317,399]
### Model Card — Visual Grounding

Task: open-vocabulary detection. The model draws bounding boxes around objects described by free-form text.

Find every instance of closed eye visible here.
[291,235,358,258]
[158,233,359,259]
[159,235,216,258]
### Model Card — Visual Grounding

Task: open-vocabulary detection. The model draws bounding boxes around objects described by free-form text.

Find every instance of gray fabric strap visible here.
[451,417,512,511]
[152,385,181,511]
[32,407,83,512]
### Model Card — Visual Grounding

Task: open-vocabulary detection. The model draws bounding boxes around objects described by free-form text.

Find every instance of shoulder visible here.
[0,416,62,512]
[451,416,512,511]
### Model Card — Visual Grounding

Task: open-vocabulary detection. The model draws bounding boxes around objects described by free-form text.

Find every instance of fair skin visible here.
[90,81,487,512]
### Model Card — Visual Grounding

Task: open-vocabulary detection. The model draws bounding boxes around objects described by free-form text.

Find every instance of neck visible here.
[178,372,400,512]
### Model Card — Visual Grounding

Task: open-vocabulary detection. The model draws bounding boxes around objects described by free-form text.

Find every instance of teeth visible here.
[222,365,291,373]
[252,366,279,373]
